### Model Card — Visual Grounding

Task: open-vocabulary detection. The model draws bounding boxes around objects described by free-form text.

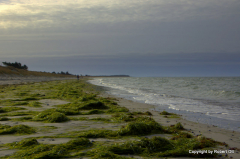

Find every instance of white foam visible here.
[88,77,240,122]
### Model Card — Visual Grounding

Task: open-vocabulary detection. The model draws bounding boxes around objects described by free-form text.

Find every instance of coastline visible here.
[95,82,240,159]
[88,77,240,132]
[0,76,239,158]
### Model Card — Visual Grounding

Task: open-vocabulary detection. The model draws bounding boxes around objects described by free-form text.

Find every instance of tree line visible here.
[2,61,73,75]
[2,61,28,70]
[51,71,72,75]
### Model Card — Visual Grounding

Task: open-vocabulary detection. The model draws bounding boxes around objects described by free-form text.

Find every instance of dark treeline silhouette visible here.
[52,71,72,75]
[2,62,28,70]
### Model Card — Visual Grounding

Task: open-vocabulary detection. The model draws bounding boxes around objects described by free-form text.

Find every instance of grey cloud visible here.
[0,0,239,77]
[1,0,239,29]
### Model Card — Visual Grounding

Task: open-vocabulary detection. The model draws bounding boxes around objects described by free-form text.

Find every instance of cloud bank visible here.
[0,0,239,76]
[1,0,239,30]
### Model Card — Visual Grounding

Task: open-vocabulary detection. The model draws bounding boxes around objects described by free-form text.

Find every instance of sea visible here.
[88,77,240,131]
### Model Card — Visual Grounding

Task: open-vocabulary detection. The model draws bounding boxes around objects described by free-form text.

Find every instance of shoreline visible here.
[94,83,240,158]
[0,77,239,158]
[87,77,240,132]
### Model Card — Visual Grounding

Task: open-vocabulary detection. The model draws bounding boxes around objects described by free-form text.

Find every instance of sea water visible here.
[88,77,240,131]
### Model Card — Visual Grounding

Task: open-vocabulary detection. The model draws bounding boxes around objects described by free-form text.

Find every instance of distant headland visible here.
[85,75,130,77]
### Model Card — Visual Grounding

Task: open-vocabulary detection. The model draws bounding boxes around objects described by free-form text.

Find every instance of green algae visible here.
[0,106,26,113]
[28,101,42,107]
[160,110,175,115]
[0,79,223,158]
[33,110,69,123]
[85,109,104,115]
[111,113,135,122]
[9,101,29,106]
[75,119,164,138]
[118,120,164,136]
[174,122,184,130]
[8,138,92,159]
[78,129,117,138]
[0,111,38,117]
[11,116,33,122]
[87,136,218,158]
[89,117,111,122]
[91,150,129,159]
[47,112,69,123]
[0,117,9,121]
[107,137,174,155]
[0,124,36,135]
[8,138,39,148]
[37,126,58,132]
[160,111,180,118]
[170,132,193,140]
[80,101,108,110]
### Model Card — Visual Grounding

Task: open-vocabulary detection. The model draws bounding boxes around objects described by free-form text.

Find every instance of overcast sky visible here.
[0,0,240,77]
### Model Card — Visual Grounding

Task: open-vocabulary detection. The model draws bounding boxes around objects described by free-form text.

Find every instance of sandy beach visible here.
[0,76,239,158]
